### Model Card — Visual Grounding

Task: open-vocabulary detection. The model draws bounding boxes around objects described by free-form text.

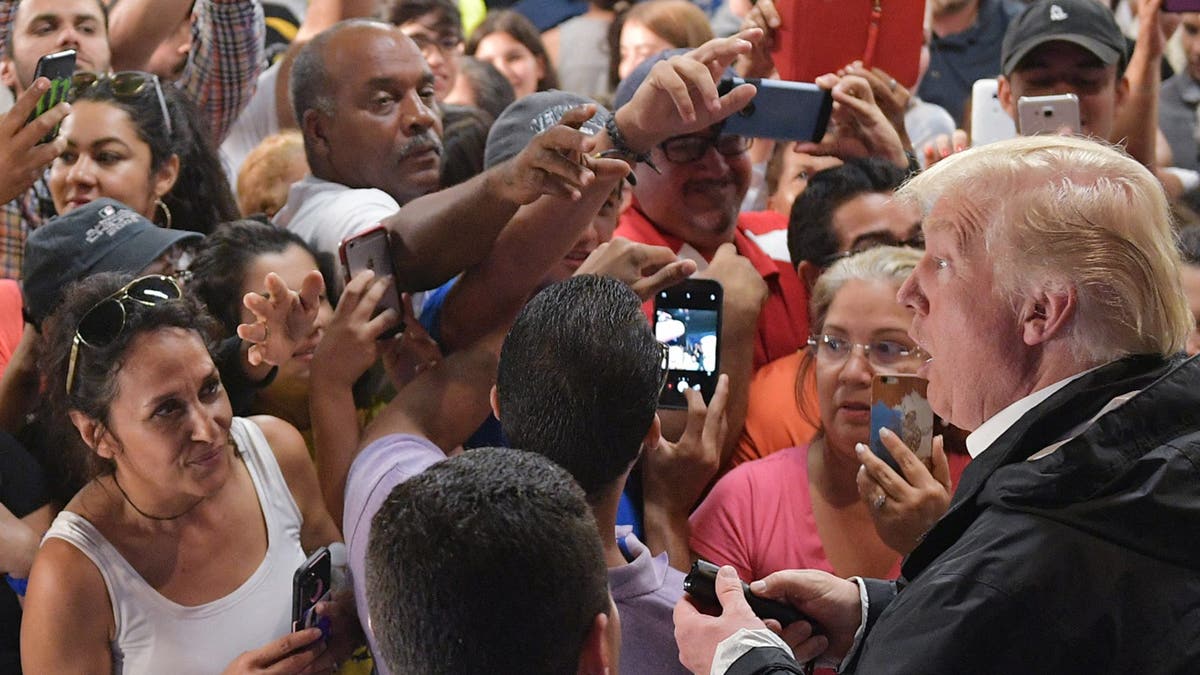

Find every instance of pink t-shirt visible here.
[690,443,909,583]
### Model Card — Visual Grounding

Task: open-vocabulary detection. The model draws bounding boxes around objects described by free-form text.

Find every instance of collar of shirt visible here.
[964,365,1102,458]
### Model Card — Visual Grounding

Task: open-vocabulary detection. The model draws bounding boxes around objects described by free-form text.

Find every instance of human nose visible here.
[67,155,98,186]
[897,270,927,315]
[401,93,437,134]
[838,344,875,384]
[57,25,83,50]
[189,404,223,444]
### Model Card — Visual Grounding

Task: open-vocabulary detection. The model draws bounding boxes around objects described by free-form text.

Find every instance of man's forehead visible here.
[325,26,425,75]
[15,0,105,26]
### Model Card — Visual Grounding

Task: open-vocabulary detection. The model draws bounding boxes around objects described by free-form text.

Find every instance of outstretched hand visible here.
[491,104,609,205]
[237,271,325,368]
[574,239,697,300]
[0,77,70,205]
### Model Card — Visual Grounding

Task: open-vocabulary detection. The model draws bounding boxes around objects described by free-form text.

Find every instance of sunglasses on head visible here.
[66,275,183,396]
[69,71,173,135]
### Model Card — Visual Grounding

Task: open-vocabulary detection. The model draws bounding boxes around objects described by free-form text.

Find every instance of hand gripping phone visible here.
[338,224,405,336]
[718,77,833,142]
[292,547,332,638]
[684,560,807,626]
[869,374,933,474]
[1017,94,1080,137]
[654,279,722,409]
[28,49,76,144]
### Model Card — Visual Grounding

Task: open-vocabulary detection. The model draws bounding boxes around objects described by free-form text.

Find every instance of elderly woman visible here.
[20,273,350,674]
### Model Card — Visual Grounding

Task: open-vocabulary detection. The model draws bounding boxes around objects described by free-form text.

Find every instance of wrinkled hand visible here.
[749,569,863,666]
[574,239,698,300]
[379,293,443,390]
[856,428,952,555]
[921,129,969,167]
[237,271,325,368]
[840,62,911,145]
[643,374,729,516]
[0,78,70,205]
[491,104,601,204]
[697,243,768,320]
[314,590,363,667]
[309,270,402,388]
[221,627,332,674]
[795,74,908,169]
[675,565,827,674]
[736,0,780,79]
[615,29,762,150]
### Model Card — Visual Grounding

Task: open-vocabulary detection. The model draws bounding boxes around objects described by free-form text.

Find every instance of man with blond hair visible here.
[675,134,1200,674]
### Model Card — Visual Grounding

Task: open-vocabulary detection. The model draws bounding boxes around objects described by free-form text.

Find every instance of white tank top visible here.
[44,417,307,675]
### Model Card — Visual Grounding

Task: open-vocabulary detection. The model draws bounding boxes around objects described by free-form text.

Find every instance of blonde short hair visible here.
[236,131,308,218]
[898,135,1190,361]
[810,245,923,332]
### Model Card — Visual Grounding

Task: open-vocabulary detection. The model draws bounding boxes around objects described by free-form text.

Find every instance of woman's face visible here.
[49,100,179,219]
[619,20,674,81]
[238,244,333,387]
[97,327,234,501]
[815,278,920,457]
[473,31,544,99]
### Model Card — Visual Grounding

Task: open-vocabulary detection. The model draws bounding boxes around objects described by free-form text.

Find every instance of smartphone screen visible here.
[339,225,405,336]
[654,279,722,409]
[869,374,933,474]
[28,49,76,144]
[292,547,332,635]
[718,77,832,142]
[1017,94,1080,136]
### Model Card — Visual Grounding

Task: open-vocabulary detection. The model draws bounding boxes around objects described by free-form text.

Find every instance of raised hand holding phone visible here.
[0,77,71,204]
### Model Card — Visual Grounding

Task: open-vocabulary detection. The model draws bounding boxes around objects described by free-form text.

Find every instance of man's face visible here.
[1000,41,1125,140]
[632,127,751,256]
[1181,15,1200,83]
[398,12,462,102]
[830,191,923,254]
[1,0,110,93]
[310,25,444,205]
[896,198,1028,431]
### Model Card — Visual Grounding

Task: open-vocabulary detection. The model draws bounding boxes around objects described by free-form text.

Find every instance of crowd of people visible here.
[0,0,1199,673]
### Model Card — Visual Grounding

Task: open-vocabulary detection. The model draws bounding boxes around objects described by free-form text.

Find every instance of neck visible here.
[110,472,205,522]
[808,436,864,507]
[931,0,980,38]
[591,484,628,569]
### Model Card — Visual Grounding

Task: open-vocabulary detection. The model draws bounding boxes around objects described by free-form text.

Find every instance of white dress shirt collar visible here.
[964,366,1102,459]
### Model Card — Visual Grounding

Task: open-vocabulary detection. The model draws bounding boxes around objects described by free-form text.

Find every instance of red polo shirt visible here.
[615,208,809,370]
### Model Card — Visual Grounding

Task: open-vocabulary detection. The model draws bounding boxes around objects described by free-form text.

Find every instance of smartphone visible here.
[869,374,933,474]
[1017,94,1080,136]
[718,77,833,142]
[684,560,807,626]
[292,547,332,636]
[654,279,722,409]
[339,225,405,336]
[1163,0,1200,12]
[27,49,76,144]
[969,78,1016,147]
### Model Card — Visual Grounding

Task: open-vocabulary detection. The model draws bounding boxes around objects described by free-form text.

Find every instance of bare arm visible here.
[21,538,114,675]
[252,415,343,550]
[1114,0,1170,168]
[0,326,37,434]
[176,0,266,144]
[106,0,194,71]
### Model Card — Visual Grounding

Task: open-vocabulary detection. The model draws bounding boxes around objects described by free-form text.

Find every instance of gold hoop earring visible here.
[155,198,173,229]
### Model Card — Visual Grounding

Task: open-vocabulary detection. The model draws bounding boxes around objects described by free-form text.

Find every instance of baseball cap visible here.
[1001,0,1127,76]
[484,89,609,169]
[21,198,202,327]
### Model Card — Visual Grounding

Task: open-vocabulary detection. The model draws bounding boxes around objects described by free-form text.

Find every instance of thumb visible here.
[714,565,754,618]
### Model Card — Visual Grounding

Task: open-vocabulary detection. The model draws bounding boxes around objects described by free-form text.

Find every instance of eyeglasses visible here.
[69,71,173,135]
[818,231,925,267]
[66,275,183,395]
[659,134,752,164]
[807,334,926,370]
[406,31,463,56]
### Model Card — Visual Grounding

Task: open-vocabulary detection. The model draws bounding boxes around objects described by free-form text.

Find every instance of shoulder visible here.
[27,529,113,630]
[244,415,312,486]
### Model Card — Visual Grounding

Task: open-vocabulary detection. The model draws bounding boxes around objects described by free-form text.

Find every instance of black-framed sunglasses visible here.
[69,71,173,135]
[818,231,925,267]
[659,134,752,164]
[66,275,183,395]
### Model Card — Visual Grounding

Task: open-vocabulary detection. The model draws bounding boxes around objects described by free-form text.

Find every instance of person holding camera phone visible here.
[20,273,357,674]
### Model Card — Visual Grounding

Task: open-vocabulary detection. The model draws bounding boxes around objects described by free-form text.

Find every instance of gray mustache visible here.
[397,134,444,161]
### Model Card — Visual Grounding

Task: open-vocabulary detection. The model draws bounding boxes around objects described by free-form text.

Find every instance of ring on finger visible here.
[888,78,898,91]
[873,493,887,510]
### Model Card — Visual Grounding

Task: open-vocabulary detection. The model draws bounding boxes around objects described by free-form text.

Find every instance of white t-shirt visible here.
[220,62,283,192]
[275,174,400,264]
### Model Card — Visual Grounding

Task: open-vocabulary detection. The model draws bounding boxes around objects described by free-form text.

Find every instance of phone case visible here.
[771,0,925,88]
[29,49,76,144]
[969,78,1016,147]
[719,77,832,142]
[1017,94,1080,136]
[292,547,332,635]
[654,279,723,410]
[339,225,405,336]
[870,374,933,474]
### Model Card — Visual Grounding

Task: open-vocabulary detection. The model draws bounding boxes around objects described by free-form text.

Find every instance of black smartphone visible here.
[718,77,833,142]
[292,547,332,636]
[27,49,76,144]
[338,224,405,337]
[654,279,722,409]
[684,560,807,626]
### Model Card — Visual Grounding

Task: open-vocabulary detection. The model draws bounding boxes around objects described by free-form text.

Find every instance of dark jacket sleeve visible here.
[726,646,808,675]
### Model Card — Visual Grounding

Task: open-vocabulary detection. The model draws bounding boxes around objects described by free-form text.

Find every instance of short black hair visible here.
[380,0,462,37]
[366,448,609,675]
[788,157,909,267]
[497,275,661,500]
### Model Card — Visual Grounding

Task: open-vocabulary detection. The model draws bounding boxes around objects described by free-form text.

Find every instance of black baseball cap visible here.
[1002,0,1127,76]
[21,198,202,327]
[484,89,609,169]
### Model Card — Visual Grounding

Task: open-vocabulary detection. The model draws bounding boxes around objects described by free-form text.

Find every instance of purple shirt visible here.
[344,433,445,675]
[610,527,691,675]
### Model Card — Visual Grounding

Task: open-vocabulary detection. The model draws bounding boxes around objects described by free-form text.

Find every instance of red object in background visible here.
[771,0,926,88]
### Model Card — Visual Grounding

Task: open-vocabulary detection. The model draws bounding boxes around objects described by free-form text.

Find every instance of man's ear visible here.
[1114,74,1130,109]
[997,75,1016,120]
[489,384,501,420]
[0,58,18,91]
[641,413,662,454]
[797,260,822,293]
[1020,284,1076,346]
[68,411,119,460]
[576,611,614,675]
[302,108,331,160]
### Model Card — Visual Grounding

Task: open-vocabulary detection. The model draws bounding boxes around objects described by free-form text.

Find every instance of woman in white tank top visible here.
[19,274,348,674]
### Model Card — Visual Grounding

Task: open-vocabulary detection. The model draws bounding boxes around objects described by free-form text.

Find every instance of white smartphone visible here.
[1017,94,1080,136]
[969,78,1016,147]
